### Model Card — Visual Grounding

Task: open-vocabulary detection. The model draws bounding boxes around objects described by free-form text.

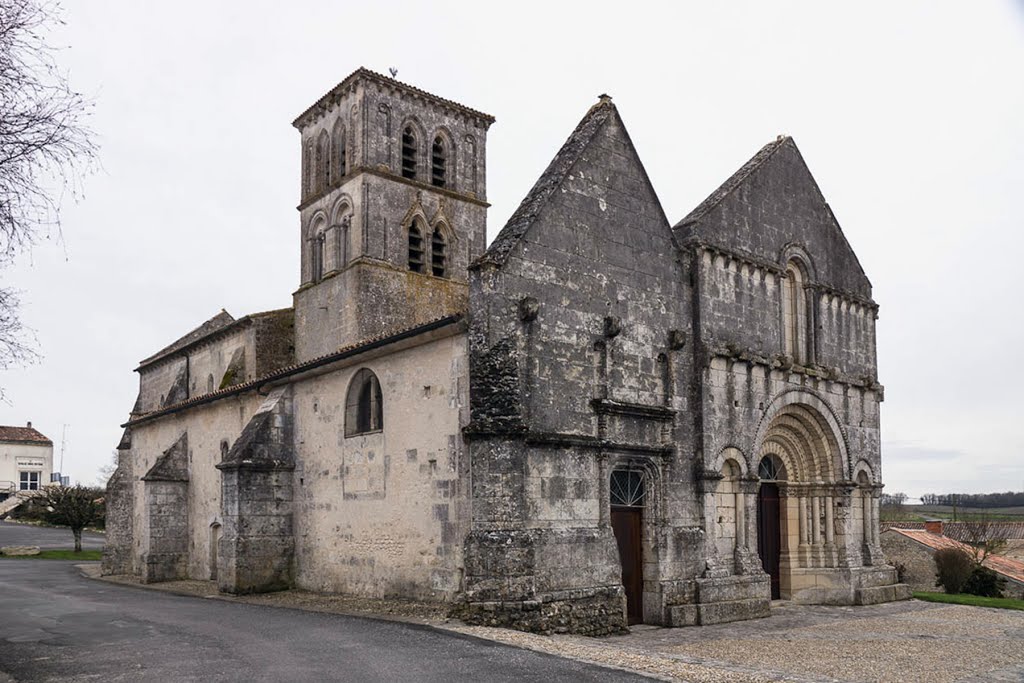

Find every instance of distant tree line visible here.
[919,492,1024,508]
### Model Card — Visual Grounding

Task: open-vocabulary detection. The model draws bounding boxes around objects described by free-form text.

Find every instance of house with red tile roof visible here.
[0,422,53,502]
[881,522,1024,599]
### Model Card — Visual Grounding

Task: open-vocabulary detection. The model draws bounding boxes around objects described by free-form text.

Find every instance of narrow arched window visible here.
[311,229,325,282]
[333,120,347,180]
[206,374,215,393]
[301,140,312,199]
[408,219,425,273]
[431,136,447,188]
[345,368,383,436]
[401,126,417,179]
[317,131,330,192]
[782,261,808,363]
[431,227,446,277]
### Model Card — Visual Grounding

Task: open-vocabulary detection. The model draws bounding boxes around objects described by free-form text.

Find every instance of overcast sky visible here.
[3,1,1022,499]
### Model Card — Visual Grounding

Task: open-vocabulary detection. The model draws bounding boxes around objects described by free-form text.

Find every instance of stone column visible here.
[811,494,822,567]
[824,493,837,566]
[735,475,763,575]
[699,469,727,578]
[735,485,746,549]
[796,488,808,566]
[835,482,858,567]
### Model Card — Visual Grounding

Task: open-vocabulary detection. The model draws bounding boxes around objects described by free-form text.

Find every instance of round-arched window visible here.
[758,454,787,481]
[345,368,383,437]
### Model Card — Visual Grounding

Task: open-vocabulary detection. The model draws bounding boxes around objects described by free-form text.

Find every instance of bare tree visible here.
[958,513,1009,564]
[95,449,117,487]
[880,491,908,520]
[0,0,97,386]
[35,484,103,552]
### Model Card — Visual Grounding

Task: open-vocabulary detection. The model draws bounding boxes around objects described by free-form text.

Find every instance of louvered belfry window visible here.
[408,220,425,273]
[431,136,446,188]
[431,228,446,277]
[401,127,417,179]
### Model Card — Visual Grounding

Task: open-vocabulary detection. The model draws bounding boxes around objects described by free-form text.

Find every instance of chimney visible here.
[26,421,32,429]
[924,520,944,535]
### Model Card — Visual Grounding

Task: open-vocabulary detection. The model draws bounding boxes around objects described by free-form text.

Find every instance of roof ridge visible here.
[137,307,295,371]
[124,314,465,428]
[675,136,790,230]
[473,98,617,269]
[293,67,495,130]
[0,425,52,444]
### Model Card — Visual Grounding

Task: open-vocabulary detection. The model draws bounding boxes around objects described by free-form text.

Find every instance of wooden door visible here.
[757,483,781,599]
[611,506,643,624]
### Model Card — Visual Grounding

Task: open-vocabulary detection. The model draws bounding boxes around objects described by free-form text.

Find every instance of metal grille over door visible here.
[610,469,645,508]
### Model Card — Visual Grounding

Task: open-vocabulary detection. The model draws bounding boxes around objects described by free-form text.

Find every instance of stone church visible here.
[104,67,909,634]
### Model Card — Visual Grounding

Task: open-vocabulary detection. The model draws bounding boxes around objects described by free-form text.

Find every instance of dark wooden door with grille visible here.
[611,506,644,624]
[757,483,781,599]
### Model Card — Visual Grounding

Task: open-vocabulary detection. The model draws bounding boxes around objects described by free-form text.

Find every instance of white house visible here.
[0,423,54,500]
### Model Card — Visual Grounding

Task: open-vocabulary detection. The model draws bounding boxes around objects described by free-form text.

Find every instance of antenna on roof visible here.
[389,67,398,78]
[59,424,67,476]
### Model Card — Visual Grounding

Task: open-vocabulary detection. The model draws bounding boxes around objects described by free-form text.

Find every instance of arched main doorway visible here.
[610,468,645,624]
[754,400,848,601]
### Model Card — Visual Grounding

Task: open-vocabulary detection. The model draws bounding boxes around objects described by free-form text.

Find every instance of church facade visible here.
[104,68,909,634]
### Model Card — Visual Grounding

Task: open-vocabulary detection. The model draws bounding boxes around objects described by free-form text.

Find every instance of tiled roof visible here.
[882,521,1024,541]
[675,136,789,232]
[124,314,465,428]
[887,527,1024,585]
[0,425,52,444]
[473,97,617,270]
[293,67,495,130]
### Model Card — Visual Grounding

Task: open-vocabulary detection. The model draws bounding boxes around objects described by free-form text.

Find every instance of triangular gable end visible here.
[475,97,673,270]
[675,137,872,298]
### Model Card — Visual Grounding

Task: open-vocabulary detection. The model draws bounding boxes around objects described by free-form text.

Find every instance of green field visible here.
[913,592,1024,611]
[883,505,1024,523]
[0,549,102,560]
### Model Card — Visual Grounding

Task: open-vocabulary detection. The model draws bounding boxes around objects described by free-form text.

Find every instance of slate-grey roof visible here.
[675,136,790,233]
[473,97,617,270]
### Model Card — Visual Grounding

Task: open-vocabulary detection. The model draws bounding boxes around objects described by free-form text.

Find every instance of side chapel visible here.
[104,68,909,634]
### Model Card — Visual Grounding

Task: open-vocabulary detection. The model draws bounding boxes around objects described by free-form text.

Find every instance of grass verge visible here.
[913,591,1024,611]
[0,549,102,560]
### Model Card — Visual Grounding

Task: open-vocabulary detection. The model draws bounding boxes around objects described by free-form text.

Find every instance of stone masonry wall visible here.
[465,102,709,631]
[292,332,468,601]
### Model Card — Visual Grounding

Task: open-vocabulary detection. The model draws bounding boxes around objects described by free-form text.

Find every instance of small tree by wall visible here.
[934,547,974,594]
[35,485,104,552]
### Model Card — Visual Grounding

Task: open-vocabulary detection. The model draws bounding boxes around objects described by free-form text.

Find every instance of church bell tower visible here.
[291,68,494,362]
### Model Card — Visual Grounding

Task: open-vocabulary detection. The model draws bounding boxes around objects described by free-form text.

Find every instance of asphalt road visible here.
[0,561,651,682]
[0,520,105,550]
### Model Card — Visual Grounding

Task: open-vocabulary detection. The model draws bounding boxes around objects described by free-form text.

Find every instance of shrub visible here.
[964,565,1005,598]
[934,547,974,594]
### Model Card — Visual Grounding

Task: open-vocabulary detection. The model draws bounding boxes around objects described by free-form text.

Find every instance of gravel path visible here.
[88,570,1024,682]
